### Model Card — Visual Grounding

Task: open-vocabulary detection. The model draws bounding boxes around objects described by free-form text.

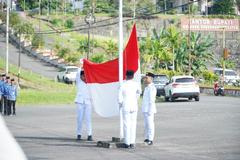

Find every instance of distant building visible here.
[163,0,239,15]
[69,0,84,11]
[1,0,17,10]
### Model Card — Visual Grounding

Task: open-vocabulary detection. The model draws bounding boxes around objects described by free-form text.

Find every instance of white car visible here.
[57,66,78,84]
[164,76,200,102]
[214,68,240,84]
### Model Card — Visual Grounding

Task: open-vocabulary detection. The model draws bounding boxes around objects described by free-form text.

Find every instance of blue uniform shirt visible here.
[0,80,4,96]
[7,85,17,101]
[3,82,11,97]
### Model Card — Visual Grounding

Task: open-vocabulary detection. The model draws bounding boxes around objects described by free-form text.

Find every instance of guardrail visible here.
[200,87,240,97]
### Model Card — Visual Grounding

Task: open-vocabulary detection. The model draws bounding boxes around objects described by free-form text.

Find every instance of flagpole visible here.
[118,0,124,139]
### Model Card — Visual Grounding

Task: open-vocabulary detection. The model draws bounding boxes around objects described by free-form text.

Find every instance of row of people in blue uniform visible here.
[0,73,18,116]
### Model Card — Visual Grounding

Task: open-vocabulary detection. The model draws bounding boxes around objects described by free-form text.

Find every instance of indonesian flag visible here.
[83,24,140,117]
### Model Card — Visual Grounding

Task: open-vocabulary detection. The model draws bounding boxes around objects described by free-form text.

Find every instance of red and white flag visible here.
[83,24,140,117]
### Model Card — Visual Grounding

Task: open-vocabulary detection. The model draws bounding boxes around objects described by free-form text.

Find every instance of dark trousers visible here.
[3,96,7,115]
[8,100,16,115]
[0,96,2,113]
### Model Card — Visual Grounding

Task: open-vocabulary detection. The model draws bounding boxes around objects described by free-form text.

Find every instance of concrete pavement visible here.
[3,95,240,160]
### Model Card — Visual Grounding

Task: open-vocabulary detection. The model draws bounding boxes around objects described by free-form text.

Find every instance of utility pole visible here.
[164,0,167,14]
[39,0,41,32]
[64,0,66,15]
[222,28,226,86]
[84,10,95,59]
[24,0,25,12]
[205,0,208,16]
[47,0,50,21]
[133,0,136,19]
[5,0,9,74]
[188,0,191,75]
[18,33,21,84]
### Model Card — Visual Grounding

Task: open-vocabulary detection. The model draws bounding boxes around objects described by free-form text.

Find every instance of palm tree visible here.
[139,36,155,72]
[187,32,214,76]
[104,40,118,60]
[163,25,181,71]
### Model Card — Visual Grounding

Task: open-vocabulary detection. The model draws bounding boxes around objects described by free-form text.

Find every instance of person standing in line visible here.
[7,79,17,116]
[118,70,141,149]
[142,72,157,145]
[0,74,6,114]
[3,76,10,116]
[0,74,4,114]
[75,70,93,141]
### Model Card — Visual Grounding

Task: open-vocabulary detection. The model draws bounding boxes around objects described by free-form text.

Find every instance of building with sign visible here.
[69,0,84,11]
[160,0,239,15]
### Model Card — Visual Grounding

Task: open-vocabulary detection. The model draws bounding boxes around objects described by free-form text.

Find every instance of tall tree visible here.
[212,0,235,15]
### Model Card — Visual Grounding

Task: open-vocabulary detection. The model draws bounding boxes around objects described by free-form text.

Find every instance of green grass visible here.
[0,58,76,105]
[18,89,75,105]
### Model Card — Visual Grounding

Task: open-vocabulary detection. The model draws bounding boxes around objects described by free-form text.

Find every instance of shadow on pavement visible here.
[15,136,97,148]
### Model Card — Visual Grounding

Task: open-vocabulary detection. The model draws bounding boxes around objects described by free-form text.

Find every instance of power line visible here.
[36,0,202,35]
[33,4,157,33]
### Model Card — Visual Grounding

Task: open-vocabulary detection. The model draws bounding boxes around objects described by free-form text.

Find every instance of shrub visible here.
[51,18,64,27]
[65,53,80,64]
[202,70,219,84]
[57,47,70,58]
[90,53,106,63]
[32,34,45,49]
[10,12,21,27]
[0,12,6,22]
[64,19,74,29]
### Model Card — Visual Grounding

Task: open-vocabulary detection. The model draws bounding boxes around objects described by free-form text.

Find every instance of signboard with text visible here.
[181,18,239,32]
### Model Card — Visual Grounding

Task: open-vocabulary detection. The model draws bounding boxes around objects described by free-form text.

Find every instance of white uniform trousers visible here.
[143,113,155,141]
[76,103,92,136]
[123,111,137,145]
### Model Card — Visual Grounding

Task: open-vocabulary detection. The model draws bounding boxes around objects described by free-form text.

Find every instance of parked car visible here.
[153,74,169,97]
[164,76,200,102]
[57,66,78,84]
[214,68,240,84]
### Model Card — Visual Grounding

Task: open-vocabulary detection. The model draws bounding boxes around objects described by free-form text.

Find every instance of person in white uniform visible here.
[142,72,157,145]
[0,116,27,160]
[118,70,141,148]
[75,70,93,141]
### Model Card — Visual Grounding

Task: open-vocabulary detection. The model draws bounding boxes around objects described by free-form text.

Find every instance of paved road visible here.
[3,95,240,160]
[0,33,59,79]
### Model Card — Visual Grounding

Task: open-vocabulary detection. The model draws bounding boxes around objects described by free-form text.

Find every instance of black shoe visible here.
[130,144,135,149]
[76,135,81,140]
[144,139,149,143]
[147,141,153,145]
[13,113,16,116]
[124,144,130,148]
[87,135,93,141]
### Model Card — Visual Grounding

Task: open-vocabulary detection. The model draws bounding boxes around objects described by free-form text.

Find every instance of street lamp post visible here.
[84,12,95,59]
[188,0,191,75]
[5,0,10,74]
[18,34,21,84]
[222,28,226,86]
[39,0,41,32]
[164,0,167,14]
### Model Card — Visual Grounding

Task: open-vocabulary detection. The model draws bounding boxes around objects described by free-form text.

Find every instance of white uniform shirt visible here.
[118,80,141,112]
[75,69,91,104]
[142,83,157,114]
